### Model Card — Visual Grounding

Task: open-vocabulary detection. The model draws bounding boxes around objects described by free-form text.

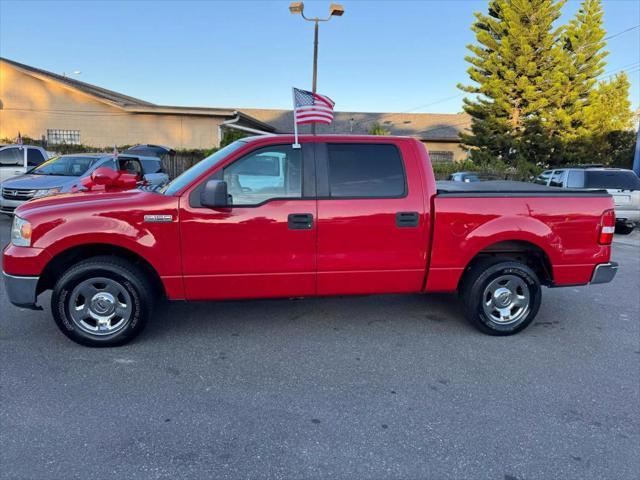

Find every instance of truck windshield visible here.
[29,156,99,176]
[585,170,640,190]
[159,141,246,196]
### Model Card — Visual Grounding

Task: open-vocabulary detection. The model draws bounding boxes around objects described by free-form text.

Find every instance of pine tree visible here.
[557,0,608,138]
[583,73,633,134]
[569,73,635,166]
[459,0,567,166]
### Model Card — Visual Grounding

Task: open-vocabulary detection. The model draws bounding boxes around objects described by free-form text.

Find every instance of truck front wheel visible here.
[51,256,153,347]
[460,258,541,335]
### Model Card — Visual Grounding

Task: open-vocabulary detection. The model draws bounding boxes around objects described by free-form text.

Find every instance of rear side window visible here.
[27,148,45,167]
[141,159,163,174]
[117,158,143,178]
[327,144,405,198]
[566,170,585,188]
[585,171,640,190]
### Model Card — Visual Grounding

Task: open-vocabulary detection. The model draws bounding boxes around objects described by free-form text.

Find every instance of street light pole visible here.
[312,19,319,95]
[290,2,344,133]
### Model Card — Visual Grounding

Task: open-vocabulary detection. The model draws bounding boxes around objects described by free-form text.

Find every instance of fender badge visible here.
[144,214,173,223]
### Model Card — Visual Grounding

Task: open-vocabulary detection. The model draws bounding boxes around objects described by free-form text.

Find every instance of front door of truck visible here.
[179,143,317,300]
[315,141,429,295]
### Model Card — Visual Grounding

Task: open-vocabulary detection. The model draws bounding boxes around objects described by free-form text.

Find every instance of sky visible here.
[0,0,638,115]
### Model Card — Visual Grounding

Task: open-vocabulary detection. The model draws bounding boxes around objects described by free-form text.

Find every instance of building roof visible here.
[1,57,155,108]
[0,57,275,131]
[240,108,471,142]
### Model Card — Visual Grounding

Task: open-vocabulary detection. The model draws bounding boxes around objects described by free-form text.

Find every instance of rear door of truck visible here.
[315,139,430,295]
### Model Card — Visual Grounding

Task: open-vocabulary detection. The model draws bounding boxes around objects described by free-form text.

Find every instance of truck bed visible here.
[436,180,609,197]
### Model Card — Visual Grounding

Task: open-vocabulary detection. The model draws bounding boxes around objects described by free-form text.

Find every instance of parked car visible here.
[449,171,481,182]
[124,144,176,161]
[0,144,52,183]
[3,135,617,346]
[534,167,640,234]
[0,153,168,215]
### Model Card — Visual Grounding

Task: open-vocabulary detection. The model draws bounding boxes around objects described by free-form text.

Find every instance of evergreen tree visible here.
[557,0,608,138]
[566,73,636,166]
[583,73,633,134]
[459,0,567,166]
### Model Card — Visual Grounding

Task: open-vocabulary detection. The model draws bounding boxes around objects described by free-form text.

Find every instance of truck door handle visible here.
[396,211,419,227]
[288,213,314,230]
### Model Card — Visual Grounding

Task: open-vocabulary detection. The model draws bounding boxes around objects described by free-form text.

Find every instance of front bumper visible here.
[0,197,25,215]
[2,271,41,309]
[590,262,618,285]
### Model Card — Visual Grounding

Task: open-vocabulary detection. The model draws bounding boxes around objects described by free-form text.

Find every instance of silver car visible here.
[534,167,640,234]
[0,153,169,215]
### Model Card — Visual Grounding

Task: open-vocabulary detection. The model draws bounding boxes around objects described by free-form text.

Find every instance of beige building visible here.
[0,58,275,149]
[1,57,471,161]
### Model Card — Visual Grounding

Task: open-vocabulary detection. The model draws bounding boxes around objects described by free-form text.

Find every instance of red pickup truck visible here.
[3,135,618,346]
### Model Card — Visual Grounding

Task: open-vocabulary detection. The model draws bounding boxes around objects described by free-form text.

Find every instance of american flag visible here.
[293,88,335,125]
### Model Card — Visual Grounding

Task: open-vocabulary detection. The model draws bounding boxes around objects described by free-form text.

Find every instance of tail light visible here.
[598,209,615,245]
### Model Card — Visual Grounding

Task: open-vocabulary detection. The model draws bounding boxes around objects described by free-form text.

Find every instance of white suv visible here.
[0,145,52,184]
[535,167,640,234]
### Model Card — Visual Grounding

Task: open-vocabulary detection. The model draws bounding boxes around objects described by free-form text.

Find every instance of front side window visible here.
[223,145,302,206]
[27,148,45,167]
[31,156,99,176]
[0,147,23,166]
[327,143,405,198]
[534,171,552,185]
[160,141,246,196]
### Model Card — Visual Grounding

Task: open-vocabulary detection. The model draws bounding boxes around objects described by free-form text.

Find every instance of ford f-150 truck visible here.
[3,135,618,346]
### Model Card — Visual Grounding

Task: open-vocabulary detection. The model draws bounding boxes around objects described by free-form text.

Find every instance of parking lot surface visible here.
[1,214,638,480]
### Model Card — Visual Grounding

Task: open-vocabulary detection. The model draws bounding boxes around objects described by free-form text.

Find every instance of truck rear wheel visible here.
[51,256,153,347]
[460,258,541,335]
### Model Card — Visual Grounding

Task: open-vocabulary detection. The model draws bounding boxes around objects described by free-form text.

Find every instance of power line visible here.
[357,23,640,131]
[604,24,640,41]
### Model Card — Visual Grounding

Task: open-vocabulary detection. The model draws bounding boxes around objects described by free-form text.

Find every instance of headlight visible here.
[32,188,61,199]
[11,216,32,247]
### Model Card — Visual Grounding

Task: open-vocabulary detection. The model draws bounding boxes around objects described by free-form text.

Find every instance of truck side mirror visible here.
[201,180,229,208]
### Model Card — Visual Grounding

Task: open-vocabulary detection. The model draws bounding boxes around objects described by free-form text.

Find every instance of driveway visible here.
[1,215,638,480]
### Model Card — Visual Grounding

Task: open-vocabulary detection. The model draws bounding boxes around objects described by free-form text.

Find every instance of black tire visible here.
[51,256,153,347]
[460,257,542,336]
[615,224,635,235]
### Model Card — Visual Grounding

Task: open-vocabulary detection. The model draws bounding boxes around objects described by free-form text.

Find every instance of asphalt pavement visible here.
[0,214,638,480]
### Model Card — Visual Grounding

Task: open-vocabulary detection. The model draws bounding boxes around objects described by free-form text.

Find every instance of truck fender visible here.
[459,215,561,268]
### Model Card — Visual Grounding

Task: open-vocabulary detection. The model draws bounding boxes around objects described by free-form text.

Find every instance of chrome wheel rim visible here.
[482,274,530,325]
[68,277,132,335]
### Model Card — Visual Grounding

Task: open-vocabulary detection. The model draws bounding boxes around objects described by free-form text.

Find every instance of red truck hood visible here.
[15,189,161,218]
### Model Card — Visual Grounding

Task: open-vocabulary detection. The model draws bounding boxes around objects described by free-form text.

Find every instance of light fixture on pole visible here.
[289,2,344,133]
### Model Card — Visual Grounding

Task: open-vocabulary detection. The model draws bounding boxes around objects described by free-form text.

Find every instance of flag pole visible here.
[292,87,301,149]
